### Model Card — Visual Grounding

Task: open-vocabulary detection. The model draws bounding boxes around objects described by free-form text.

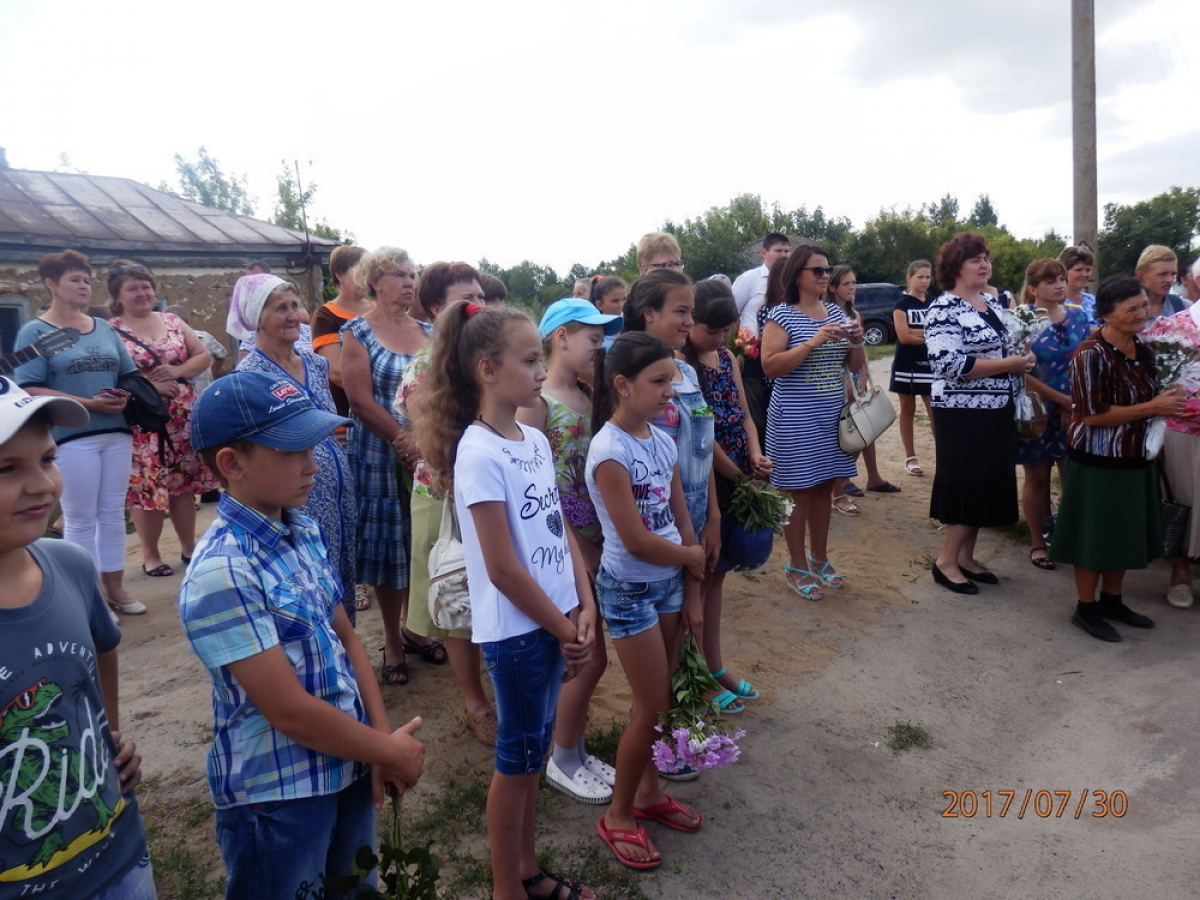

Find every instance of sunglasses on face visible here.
[803,266,834,277]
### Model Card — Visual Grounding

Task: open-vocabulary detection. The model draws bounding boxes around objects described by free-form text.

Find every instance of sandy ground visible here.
[114,357,1200,899]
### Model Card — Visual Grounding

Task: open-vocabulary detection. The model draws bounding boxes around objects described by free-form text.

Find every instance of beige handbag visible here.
[838,365,897,453]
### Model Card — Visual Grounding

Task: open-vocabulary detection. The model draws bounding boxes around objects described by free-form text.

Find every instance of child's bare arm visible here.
[331,604,390,731]
[225,647,424,790]
[97,649,143,791]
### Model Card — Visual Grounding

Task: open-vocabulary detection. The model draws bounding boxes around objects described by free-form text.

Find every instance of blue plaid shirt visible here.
[179,494,367,808]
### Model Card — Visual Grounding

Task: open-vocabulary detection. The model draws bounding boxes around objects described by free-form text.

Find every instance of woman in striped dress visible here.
[341,247,433,685]
[761,245,865,599]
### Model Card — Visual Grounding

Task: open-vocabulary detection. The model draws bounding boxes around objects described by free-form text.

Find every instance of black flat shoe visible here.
[1073,603,1121,642]
[960,567,999,585]
[932,562,978,595]
[1098,593,1154,629]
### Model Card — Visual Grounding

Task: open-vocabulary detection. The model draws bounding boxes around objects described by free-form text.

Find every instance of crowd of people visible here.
[6,229,1200,898]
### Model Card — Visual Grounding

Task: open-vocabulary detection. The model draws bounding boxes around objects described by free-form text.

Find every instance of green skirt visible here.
[404,487,471,641]
[1050,457,1161,571]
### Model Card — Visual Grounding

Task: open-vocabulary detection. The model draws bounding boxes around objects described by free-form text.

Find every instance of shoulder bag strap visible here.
[115,326,164,367]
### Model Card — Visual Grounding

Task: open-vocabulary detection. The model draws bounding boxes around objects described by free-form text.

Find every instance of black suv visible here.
[853,283,903,346]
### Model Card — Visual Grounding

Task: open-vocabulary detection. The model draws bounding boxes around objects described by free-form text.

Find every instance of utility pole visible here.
[1072,0,1098,276]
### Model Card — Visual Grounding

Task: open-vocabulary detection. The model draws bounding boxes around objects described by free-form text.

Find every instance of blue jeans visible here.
[595,569,685,639]
[215,776,376,899]
[89,852,156,900]
[482,628,564,775]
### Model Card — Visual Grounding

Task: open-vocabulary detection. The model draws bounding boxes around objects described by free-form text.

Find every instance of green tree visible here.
[969,194,999,228]
[847,208,941,284]
[925,194,961,226]
[1098,186,1200,276]
[168,147,256,216]
[271,162,354,245]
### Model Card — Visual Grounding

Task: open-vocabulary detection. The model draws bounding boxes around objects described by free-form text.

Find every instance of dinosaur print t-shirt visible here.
[0,540,146,899]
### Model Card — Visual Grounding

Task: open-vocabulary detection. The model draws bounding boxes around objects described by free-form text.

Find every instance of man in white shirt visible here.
[732,233,791,438]
[732,233,791,333]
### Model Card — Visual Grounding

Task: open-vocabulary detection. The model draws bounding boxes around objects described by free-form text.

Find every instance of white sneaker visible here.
[1167,584,1194,609]
[545,756,612,805]
[582,754,616,787]
[110,599,148,616]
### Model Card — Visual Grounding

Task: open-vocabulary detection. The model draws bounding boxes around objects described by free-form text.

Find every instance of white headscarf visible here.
[226,274,289,341]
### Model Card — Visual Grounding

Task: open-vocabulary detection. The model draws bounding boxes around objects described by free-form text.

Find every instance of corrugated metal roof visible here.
[0,167,339,253]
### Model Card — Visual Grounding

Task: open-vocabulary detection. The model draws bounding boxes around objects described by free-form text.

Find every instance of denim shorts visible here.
[595,569,685,640]
[215,775,376,899]
[482,627,565,775]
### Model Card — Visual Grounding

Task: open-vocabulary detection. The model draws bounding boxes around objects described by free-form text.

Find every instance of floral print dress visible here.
[700,346,750,510]
[1015,305,1090,465]
[542,391,601,543]
[112,312,217,510]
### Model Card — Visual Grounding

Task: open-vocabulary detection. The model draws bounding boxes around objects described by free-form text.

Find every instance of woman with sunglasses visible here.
[925,233,1034,595]
[109,260,215,580]
[760,245,865,599]
[1015,259,1089,572]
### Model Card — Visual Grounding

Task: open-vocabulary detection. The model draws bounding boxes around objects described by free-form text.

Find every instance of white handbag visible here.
[838,365,897,453]
[428,495,471,631]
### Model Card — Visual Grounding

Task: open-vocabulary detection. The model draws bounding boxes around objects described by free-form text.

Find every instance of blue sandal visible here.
[783,564,824,600]
[807,554,844,589]
[711,667,761,700]
[713,690,746,714]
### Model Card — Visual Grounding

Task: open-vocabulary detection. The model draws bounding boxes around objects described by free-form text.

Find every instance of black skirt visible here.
[929,404,1018,527]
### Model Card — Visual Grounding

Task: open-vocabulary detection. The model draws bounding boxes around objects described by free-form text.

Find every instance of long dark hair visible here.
[591,332,674,435]
[824,265,856,320]
[683,279,739,394]
[778,244,829,307]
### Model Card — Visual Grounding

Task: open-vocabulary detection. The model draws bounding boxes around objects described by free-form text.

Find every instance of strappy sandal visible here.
[783,564,824,600]
[379,647,409,686]
[807,554,844,589]
[1029,546,1056,571]
[401,628,448,665]
[831,494,861,516]
[904,456,924,476]
[522,868,591,900]
[713,690,745,714]
[710,667,761,700]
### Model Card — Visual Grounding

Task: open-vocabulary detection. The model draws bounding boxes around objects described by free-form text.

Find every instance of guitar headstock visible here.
[33,327,81,358]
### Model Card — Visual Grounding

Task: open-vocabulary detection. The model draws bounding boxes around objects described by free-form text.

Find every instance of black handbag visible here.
[114,326,175,463]
[1159,462,1190,559]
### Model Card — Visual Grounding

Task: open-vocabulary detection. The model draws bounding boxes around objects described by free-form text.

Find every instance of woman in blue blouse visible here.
[1016,259,1090,571]
[925,233,1034,594]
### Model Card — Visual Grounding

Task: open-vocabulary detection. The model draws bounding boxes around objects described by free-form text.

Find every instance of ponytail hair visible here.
[623,268,691,332]
[591,332,674,435]
[411,300,533,493]
[683,278,739,394]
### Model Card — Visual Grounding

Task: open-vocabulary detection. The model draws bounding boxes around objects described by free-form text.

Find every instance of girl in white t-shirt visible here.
[413,301,599,900]
[586,332,707,871]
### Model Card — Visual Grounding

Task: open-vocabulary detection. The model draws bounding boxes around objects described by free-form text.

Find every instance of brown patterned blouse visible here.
[1067,332,1158,461]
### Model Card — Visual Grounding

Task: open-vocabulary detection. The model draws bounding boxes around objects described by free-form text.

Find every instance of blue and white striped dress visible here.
[765,302,857,490]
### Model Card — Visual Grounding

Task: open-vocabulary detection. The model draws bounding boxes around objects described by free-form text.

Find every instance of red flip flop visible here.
[632,794,703,832]
[595,816,661,870]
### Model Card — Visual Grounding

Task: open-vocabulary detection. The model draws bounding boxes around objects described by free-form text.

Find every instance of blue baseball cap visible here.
[191,370,350,452]
[538,298,623,339]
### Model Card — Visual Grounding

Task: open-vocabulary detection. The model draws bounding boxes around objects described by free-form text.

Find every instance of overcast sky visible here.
[3,0,1197,273]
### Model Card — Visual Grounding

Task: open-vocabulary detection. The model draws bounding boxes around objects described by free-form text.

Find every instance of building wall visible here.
[0,261,325,356]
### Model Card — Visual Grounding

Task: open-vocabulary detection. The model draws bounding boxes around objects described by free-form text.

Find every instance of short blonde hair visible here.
[636,232,682,270]
[354,247,413,298]
[1135,244,1177,274]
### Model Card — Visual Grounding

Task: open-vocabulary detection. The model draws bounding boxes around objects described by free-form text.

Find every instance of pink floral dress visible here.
[112,313,217,510]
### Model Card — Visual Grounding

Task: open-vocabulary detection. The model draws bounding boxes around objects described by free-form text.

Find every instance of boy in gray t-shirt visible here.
[0,378,154,899]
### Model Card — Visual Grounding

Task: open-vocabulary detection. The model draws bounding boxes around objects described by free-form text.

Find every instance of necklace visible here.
[475,415,507,438]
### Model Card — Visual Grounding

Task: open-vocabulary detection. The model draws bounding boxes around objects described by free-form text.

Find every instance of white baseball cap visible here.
[0,377,89,445]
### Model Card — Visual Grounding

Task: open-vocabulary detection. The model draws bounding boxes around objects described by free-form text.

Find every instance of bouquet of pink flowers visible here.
[1141,315,1200,457]
[651,635,745,775]
[732,326,760,360]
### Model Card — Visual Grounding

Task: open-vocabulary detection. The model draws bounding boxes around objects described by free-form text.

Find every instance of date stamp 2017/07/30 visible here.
[941,790,1128,819]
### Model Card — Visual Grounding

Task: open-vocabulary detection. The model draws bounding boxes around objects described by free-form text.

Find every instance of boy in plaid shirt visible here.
[180,370,423,898]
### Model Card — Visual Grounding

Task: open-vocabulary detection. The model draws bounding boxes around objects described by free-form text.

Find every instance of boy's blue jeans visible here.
[215,775,376,899]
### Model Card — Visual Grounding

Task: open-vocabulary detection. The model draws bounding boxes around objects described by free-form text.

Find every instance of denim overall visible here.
[654,361,715,535]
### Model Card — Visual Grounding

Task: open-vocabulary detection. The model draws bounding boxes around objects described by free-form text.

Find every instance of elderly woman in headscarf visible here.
[229,274,359,620]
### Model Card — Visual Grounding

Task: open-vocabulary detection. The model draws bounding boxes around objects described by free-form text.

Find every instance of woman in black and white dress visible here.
[925,233,1034,595]
[890,259,935,476]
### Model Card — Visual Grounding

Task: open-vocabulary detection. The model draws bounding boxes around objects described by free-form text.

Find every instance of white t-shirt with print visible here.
[585,421,682,583]
[455,422,579,643]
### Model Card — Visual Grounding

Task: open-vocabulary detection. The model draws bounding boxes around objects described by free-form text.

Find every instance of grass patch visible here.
[993,518,1032,545]
[866,343,893,363]
[138,776,225,900]
[886,721,933,754]
[584,721,625,766]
